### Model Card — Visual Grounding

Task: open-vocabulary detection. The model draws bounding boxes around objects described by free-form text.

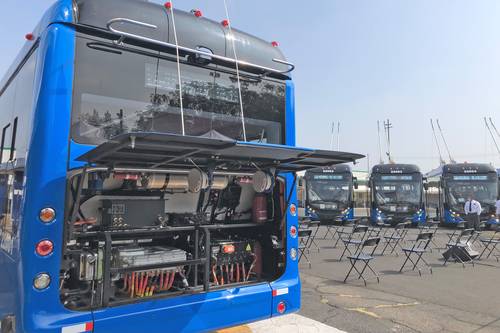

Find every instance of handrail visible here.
[106,18,295,76]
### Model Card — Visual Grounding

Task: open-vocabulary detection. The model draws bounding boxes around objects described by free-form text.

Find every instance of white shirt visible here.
[464,199,482,216]
[496,200,500,215]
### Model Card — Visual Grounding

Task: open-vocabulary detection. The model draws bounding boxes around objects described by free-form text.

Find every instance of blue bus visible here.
[0,1,363,332]
[369,164,426,226]
[303,165,357,223]
[427,163,499,227]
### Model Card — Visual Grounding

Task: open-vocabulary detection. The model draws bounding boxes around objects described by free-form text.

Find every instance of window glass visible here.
[71,36,286,145]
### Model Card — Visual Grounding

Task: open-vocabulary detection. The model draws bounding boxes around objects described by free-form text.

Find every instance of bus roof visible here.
[371,163,421,175]
[1,0,291,91]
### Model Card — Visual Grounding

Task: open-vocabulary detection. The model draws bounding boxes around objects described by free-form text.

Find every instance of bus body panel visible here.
[0,2,311,331]
[17,24,95,333]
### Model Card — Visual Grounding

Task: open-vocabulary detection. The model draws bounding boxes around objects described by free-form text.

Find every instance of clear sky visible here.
[1,0,500,172]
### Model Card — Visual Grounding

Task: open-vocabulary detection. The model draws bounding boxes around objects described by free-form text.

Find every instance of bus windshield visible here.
[71,35,286,145]
[373,175,422,207]
[446,175,498,212]
[307,175,351,204]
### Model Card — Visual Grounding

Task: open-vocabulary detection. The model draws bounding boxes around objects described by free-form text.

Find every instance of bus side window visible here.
[0,174,13,253]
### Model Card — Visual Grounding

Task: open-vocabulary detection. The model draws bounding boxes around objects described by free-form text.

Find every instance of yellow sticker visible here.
[246,244,252,252]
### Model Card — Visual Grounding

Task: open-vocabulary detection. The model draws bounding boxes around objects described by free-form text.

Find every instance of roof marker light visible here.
[271,41,279,47]
[25,33,34,41]
[192,9,203,18]
[221,19,230,28]
[164,2,172,10]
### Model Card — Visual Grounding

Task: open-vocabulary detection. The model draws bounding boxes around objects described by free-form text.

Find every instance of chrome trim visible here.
[106,18,295,76]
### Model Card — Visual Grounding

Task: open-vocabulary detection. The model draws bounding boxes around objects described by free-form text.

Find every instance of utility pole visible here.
[337,121,341,151]
[330,121,335,150]
[384,119,393,163]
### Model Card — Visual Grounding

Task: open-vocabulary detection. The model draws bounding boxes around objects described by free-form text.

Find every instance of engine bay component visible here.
[252,171,273,193]
[210,239,261,285]
[101,198,165,228]
[113,246,187,269]
[188,168,209,193]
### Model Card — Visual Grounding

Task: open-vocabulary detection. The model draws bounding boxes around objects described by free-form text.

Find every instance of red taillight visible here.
[164,2,172,10]
[36,240,54,257]
[25,33,34,41]
[289,204,297,217]
[290,225,297,238]
[271,41,279,47]
[221,19,229,28]
[192,9,203,18]
[277,301,286,314]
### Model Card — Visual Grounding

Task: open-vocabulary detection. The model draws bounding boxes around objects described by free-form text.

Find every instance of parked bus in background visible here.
[427,163,499,227]
[0,1,363,332]
[303,165,358,223]
[370,164,426,226]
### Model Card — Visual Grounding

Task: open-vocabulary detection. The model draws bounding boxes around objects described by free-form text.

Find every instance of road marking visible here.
[216,325,252,333]
[346,302,419,319]
[346,307,381,318]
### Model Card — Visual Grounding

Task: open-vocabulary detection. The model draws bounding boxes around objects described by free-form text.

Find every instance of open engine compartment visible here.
[59,132,363,310]
[60,167,287,310]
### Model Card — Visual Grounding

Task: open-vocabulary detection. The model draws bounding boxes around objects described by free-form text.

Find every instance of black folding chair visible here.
[399,232,434,276]
[478,228,500,261]
[380,222,409,256]
[443,228,476,268]
[332,219,357,248]
[299,219,321,253]
[418,219,440,251]
[344,237,381,286]
[445,221,466,244]
[298,229,313,268]
[339,225,369,261]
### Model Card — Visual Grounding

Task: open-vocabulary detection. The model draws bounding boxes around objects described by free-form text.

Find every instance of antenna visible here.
[430,119,445,165]
[489,117,500,139]
[377,120,383,164]
[165,1,185,135]
[436,119,456,163]
[222,0,247,141]
[384,119,394,163]
[330,122,335,150]
[484,117,500,155]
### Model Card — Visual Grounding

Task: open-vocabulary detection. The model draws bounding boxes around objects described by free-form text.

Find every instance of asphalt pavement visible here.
[298,226,500,333]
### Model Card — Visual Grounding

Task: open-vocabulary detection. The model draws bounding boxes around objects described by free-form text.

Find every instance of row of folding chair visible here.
[344,232,435,285]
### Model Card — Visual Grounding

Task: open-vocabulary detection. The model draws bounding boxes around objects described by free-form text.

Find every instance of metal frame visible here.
[106,18,295,78]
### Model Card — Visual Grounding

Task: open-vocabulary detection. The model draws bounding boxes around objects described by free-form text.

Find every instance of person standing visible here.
[464,196,482,230]
[496,197,500,222]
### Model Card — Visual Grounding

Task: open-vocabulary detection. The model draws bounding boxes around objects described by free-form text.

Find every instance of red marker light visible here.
[221,19,230,28]
[164,2,172,10]
[277,301,286,314]
[271,41,279,47]
[192,9,203,18]
[290,225,297,238]
[25,33,34,41]
[36,240,54,257]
